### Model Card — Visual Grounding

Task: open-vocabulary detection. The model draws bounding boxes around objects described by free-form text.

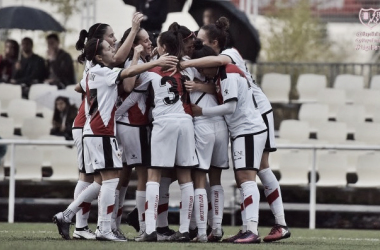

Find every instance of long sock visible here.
[210,185,224,230]
[98,178,119,234]
[63,182,101,223]
[111,190,120,231]
[258,168,286,226]
[157,177,171,228]
[239,188,247,232]
[145,182,159,234]
[179,182,194,233]
[194,188,207,236]
[205,182,213,227]
[241,181,259,235]
[74,181,91,228]
[189,210,197,230]
[136,190,146,232]
[116,186,128,229]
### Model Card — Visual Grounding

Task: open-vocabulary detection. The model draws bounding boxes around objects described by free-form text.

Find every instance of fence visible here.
[2,139,380,228]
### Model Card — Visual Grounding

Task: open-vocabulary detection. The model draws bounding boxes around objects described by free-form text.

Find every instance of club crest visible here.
[359,8,380,29]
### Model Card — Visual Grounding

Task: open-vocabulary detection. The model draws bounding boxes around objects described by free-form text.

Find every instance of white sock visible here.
[157,177,171,228]
[64,182,100,223]
[117,186,128,229]
[241,181,259,235]
[98,178,118,234]
[210,185,224,230]
[239,188,247,232]
[205,182,213,226]
[74,180,91,228]
[194,188,207,236]
[258,168,286,226]
[111,190,120,231]
[145,182,159,234]
[179,182,194,233]
[136,190,146,232]
[189,210,197,230]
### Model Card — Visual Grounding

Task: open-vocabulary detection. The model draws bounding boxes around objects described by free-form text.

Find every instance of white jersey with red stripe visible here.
[82,64,123,136]
[221,48,272,114]
[115,59,151,126]
[215,64,266,138]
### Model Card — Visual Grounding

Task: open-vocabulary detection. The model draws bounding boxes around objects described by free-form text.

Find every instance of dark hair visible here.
[158,30,183,70]
[119,27,143,60]
[191,39,217,59]
[78,38,104,64]
[53,96,70,119]
[168,22,194,41]
[46,33,59,42]
[201,16,230,50]
[75,23,109,51]
[5,39,19,60]
[22,37,33,46]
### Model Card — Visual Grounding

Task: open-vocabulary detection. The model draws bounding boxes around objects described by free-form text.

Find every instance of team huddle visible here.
[52,12,291,244]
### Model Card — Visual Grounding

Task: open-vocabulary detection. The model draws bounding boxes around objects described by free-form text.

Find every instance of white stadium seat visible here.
[333,74,364,103]
[0,84,22,114]
[336,105,366,134]
[298,103,329,133]
[316,152,347,187]
[316,88,346,119]
[47,147,79,181]
[261,73,291,103]
[7,99,37,128]
[0,117,14,138]
[14,146,43,181]
[21,117,51,139]
[278,119,310,143]
[315,122,347,144]
[350,153,380,188]
[354,123,380,145]
[295,74,327,103]
[369,75,380,90]
[278,150,311,186]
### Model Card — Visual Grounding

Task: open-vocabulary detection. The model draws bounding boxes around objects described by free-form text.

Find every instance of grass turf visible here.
[0,223,379,250]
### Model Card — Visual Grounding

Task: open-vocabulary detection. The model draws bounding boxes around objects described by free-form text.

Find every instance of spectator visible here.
[0,39,19,83]
[45,33,76,89]
[10,37,46,98]
[203,8,216,25]
[136,0,168,34]
[50,96,77,140]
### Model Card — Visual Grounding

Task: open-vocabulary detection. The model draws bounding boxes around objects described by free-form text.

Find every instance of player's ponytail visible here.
[78,38,103,65]
[191,39,217,59]
[215,17,230,32]
[158,30,184,71]
[201,16,230,50]
[75,29,89,51]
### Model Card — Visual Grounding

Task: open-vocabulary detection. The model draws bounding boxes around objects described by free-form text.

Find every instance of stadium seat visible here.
[40,106,54,122]
[294,74,327,103]
[0,117,15,138]
[333,74,364,103]
[47,147,79,181]
[261,73,291,103]
[278,150,311,186]
[372,108,380,123]
[315,122,347,144]
[65,85,77,93]
[0,84,22,114]
[21,117,51,139]
[7,99,37,128]
[278,119,310,143]
[336,104,366,134]
[316,151,347,187]
[14,146,43,181]
[350,153,380,188]
[298,103,329,133]
[354,123,380,144]
[316,88,346,119]
[38,135,66,166]
[369,75,380,90]
[28,84,58,113]
[351,89,380,119]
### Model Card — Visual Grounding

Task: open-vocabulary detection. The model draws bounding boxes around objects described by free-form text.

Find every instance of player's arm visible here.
[181,55,231,69]
[185,80,216,94]
[115,91,142,119]
[122,45,143,93]
[192,101,236,117]
[112,12,144,65]
[74,82,84,93]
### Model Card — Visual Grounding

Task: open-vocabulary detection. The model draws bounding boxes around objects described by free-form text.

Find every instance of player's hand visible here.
[191,104,203,116]
[184,81,198,92]
[131,12,144,32]
[156,53,178,68]
[150,47,158,58]
[133,45,144,58]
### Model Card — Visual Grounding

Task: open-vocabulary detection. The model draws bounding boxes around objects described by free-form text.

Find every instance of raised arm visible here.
[181,55,231,69]
[121,45,143,93]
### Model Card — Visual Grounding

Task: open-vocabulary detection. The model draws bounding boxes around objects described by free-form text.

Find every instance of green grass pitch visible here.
[0,223,379,250]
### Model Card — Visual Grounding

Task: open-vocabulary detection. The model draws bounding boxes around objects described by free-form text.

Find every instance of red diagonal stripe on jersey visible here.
[107,204,115,214]
[117,208,123,217]
[78,202,91,215]
[240,203,244,211]
[244,195,253,208]
[267,189,280,205]
[208,202,212,211]
[145,201,148,210]
[157,203,169,215]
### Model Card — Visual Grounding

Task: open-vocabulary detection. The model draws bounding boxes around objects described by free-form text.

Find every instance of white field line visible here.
[0,230,55,234]
[296,236,380,242]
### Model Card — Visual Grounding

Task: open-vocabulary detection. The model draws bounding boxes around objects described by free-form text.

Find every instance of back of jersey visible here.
[149,67,192,119]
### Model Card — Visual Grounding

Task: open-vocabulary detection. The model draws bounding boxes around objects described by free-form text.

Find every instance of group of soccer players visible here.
[52,12,291,244]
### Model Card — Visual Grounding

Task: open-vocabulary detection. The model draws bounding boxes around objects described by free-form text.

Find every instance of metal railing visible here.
[1,139,380,229]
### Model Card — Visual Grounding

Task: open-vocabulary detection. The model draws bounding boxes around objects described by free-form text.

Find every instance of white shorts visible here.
[116,123,151,167]
[194,120,229,171]
[231,131,267,171]
[72,128,86,173]
[83,136,123,173]
[151,116,198,168]
[262,110,277,152]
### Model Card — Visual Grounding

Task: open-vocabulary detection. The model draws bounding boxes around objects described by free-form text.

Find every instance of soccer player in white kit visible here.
[182,17,291,242]
[191,41,268,244]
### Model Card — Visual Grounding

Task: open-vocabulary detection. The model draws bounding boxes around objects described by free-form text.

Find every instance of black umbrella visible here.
[122,0,187,13]
[0,6,65,32]
[189,0,261,62]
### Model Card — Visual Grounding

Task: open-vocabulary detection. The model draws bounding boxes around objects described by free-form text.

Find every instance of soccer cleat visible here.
[170,231,191,242]
[234,230,261,244]
[125,207,140,232]
[189,227,198,240]
[113,228,127,241]
[191,234,208,243]
[53,212,71,240]
[134,229,146,242]
[206,225,212,236]
[207,228,224,242]
[222,230,244,243]
[95,230,127,242]
[157,226,176,241]
[73,227,96,240]
[135,231,157,242]
[263,224,291,242]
